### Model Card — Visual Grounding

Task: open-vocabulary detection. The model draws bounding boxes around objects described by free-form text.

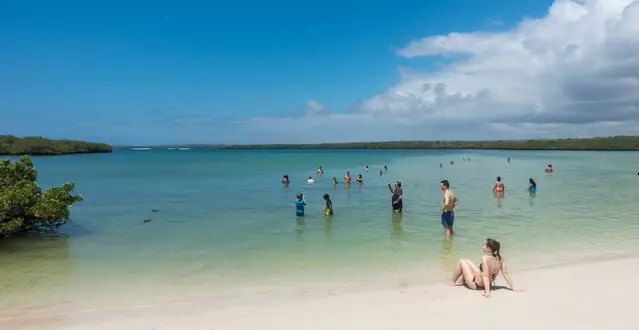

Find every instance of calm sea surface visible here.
[2,149,639,313]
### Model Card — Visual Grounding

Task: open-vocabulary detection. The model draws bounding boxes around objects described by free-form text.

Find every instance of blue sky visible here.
[3,0,638,145]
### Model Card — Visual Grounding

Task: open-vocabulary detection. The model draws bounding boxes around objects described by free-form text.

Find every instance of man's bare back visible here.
[442,189,458,212]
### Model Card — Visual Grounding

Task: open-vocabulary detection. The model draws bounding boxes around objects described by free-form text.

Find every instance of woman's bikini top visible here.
[480,259,499,279]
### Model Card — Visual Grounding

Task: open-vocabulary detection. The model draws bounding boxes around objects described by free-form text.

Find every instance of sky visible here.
[2,0,639,145]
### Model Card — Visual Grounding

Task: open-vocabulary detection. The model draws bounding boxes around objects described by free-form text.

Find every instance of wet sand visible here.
[2,255,636,330]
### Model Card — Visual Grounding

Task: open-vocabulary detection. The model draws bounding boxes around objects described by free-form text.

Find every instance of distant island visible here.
[124,135,639,151]
[0,135,112,156]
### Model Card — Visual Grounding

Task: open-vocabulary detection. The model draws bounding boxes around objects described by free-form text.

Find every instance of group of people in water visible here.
[282,158,546,297]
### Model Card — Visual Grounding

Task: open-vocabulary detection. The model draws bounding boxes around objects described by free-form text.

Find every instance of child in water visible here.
[528,178,537,192]
[323,194,333,216]
[295,192,306,216]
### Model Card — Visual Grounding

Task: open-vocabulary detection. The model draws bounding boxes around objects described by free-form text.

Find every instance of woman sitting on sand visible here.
[450,238,519,297]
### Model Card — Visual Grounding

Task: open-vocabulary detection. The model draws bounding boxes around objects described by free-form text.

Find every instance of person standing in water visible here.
[323,194,333,216]
[365,166,369,172]
[440,180,458,238]
[545,164,553,173]
[317,166,324,176]
[528,178,537,192]
[388,181,403,214]
[295,193,306,217]
[344,171,352,184]
[493,176,505,195]
[356,174,363,184]
[332,177,338,185]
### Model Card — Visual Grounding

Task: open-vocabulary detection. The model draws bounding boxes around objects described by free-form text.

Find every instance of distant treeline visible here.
[0,135,112,156]
[136,136,639,151]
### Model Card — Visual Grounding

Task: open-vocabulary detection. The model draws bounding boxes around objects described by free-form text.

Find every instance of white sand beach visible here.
[2,255,636,330]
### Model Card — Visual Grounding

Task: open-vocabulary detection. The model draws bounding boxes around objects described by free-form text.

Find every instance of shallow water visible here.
[2,149,639,313]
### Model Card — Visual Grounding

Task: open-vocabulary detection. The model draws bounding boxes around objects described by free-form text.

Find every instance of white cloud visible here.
[358,0,639,130]
[305,99,327,115]
[235,0,639,143]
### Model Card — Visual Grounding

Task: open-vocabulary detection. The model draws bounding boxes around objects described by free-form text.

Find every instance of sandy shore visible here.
[2,256,637,330]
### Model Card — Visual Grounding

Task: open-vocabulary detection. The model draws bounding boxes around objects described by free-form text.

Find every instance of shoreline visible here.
[116,135,639,151]
[2,250,638,329]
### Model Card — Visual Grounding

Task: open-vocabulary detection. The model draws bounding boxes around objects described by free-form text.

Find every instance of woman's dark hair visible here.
[529,178,536,187]
[486,238,501,260]
[323,194,330,200]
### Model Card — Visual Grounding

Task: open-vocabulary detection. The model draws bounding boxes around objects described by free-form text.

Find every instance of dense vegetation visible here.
[0,155,83,237]
[0,135,112,156]
[212,136,639,151]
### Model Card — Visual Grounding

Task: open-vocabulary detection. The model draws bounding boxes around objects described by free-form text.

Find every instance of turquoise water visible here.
[2,149,639,313]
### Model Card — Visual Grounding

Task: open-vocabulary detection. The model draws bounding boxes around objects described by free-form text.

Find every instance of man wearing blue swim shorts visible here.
[440,180,458,238]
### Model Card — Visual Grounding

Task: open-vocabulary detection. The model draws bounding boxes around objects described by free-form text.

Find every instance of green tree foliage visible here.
[0,135,112,156]
[214,136,639,151]
[0,155,83,236]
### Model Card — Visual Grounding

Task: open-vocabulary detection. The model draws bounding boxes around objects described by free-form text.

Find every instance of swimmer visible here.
[317,166,324,176]
[365,166,369,172]
[493,176,505,194]
[356,174,363,184]
[384,165,388,172]
[507,158,511,162]
[380,169,383,176]
[344,171,352,184]
[545,164,553,173]
[450,161,454,165]
[440,164,443,168]
[528,178,537,192]
[332,177,338,185]
[282,175,289,185]
[450,238,519,297]
[322,193,333,216]
[307,176,315,184]
[295,193,306,217]
[388,181,403,214]
[440,180,458,238]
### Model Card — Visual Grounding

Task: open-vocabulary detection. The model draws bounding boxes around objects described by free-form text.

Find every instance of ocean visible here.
[2,149,639,314]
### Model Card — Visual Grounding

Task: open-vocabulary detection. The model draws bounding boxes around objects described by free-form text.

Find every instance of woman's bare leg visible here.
[451,260,464,285]
[460,260,478,289]
[464,260,481,274]
[451,259,478,289]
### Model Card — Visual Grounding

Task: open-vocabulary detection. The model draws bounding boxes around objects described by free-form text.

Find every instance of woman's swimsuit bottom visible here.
[473,262,496,288]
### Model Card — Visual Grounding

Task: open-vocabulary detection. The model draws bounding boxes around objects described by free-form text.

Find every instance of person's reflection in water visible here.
[439,238,456,273]
[324,216,333,241]
[390,213,404,242]
[295,217,305,237]
[496,196,503,208]
[529,191,537,206]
